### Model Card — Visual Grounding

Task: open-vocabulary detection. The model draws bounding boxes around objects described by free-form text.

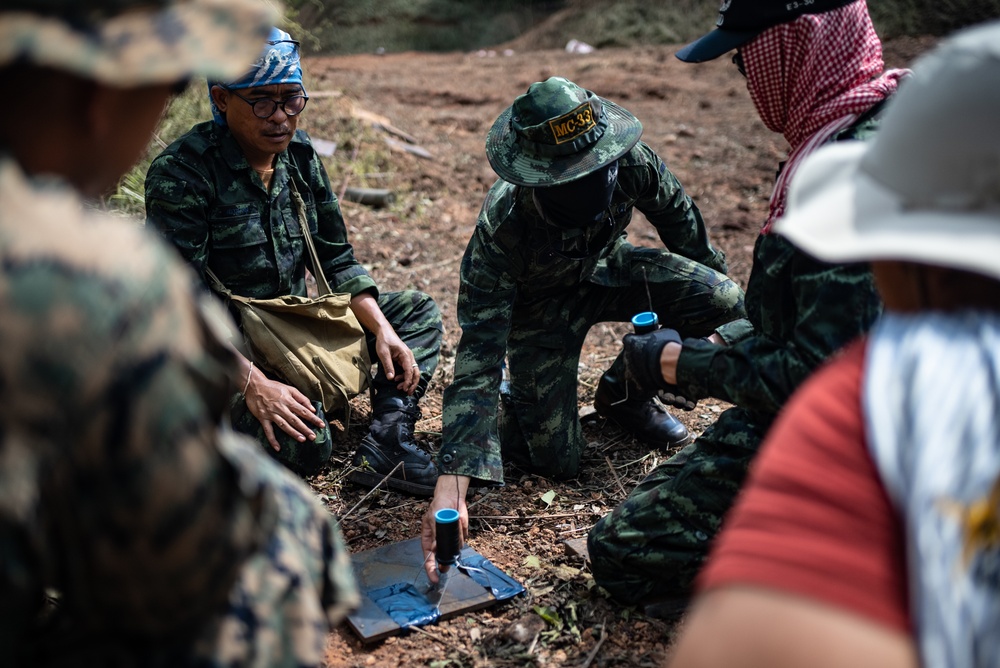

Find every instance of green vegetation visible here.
[286,0,554,54]
[106,84,213,216]
[285,0,1000,55]
[107,78,397,218]
[868,0,1000,38]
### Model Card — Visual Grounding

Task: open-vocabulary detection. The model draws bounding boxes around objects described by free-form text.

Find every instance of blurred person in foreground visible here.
[421,76,746,582]
[670,21,1000,667]
[0,1,358,665]
[587,0,908,613]
[145,28,444,494]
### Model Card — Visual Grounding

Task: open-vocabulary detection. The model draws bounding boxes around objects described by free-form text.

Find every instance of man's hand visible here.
[349,291,421,394]
[244,369,325,451]
[421,475,471,584]
[622,327,683,393]
[374,326,421,395]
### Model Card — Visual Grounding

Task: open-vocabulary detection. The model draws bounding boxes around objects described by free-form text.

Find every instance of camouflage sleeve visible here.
[294,137,378,298]
[628,143,728,274]
[714,317,756,344]
[1,211,272,637]
[438,226,516,485]
[675,250,880,415]
[144,150,215,283]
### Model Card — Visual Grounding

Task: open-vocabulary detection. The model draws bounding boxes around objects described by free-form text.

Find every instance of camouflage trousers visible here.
[499,248,744,480]
[27,435,358,668]
[232,289,442,475]
[587,405,770,607]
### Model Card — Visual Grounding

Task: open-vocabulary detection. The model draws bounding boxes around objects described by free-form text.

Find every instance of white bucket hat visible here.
[773,19,1000,282]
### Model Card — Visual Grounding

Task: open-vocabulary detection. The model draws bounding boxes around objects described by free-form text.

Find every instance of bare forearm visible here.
[350,291,390,335]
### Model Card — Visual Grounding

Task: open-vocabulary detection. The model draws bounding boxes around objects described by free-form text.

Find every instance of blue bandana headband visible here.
[209,26,303,125]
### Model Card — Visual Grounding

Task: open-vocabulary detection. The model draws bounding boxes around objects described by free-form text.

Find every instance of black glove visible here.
[622,327,682,395]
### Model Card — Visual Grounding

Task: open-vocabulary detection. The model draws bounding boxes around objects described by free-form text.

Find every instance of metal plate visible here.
[347,537,502,644]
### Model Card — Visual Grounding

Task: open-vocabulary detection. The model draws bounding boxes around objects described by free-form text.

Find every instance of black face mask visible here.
[534,161,618,228]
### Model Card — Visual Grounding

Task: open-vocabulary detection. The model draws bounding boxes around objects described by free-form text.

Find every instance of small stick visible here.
[339,460,403,522]
[469,512,584,521]
[579,620,608,668]
[466,489,495,511]
[337,147,360,203]
[605,456,629,497]
[643,267,653,315]
[527,630,541,656]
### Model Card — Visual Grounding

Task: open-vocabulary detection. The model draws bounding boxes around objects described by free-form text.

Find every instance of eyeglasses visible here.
[223,86,309,119]
[732,50,747,78]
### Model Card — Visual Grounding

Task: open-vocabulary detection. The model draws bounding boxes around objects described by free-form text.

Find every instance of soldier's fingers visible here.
[420,513,439,584]
[289,400,325,428]
[380,355,397,380]
[398,363,419,392]
[277,412,314,442]
[304,410,326,428]
[285,384,314,407]
[262,422,282,452]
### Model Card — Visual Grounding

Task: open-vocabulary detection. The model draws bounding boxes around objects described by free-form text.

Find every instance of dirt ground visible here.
[294,35,934,668]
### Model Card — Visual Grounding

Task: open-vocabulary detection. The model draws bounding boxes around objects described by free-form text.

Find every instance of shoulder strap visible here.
[287,177,334,296]
[204,266,233,299]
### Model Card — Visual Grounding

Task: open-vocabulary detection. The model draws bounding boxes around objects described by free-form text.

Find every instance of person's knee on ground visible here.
[587,460,706,608]
[588,424,759,609]
[498,390,584,480]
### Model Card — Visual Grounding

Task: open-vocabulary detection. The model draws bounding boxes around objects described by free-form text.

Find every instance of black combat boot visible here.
[350,395,438,496]
[594,376,692,449]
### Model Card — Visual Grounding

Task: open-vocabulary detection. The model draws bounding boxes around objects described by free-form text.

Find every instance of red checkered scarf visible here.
[743,1,909,233]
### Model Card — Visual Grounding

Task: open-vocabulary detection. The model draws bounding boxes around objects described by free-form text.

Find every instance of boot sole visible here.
[347,468,437,497]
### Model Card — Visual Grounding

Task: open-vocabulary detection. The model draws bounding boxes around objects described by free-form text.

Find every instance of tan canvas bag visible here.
[207,183,370,422]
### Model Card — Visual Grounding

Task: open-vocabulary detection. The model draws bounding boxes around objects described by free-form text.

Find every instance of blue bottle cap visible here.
[435,508,460,524]
[631,311,659,333]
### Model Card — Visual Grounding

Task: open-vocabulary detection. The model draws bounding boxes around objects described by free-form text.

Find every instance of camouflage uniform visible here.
[0,156,358,665]
[145,122,443,475]
[439,141,745,483]
[587,116,885,606]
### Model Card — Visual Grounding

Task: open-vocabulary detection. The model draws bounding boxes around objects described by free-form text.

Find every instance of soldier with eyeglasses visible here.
[146,28,444,495]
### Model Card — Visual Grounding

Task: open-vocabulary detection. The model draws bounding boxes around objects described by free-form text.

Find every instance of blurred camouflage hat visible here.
[0,0,278,87]
[676,0,858,63]
[486,77,642,187]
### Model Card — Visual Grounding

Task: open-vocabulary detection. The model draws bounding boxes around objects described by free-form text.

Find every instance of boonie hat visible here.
[774,19,1000,282]
[676,0,858,63]
[0,0,276,87]
[485,77,643,187]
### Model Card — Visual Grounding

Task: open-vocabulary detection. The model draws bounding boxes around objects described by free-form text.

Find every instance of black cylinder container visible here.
[435,508,462,569]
